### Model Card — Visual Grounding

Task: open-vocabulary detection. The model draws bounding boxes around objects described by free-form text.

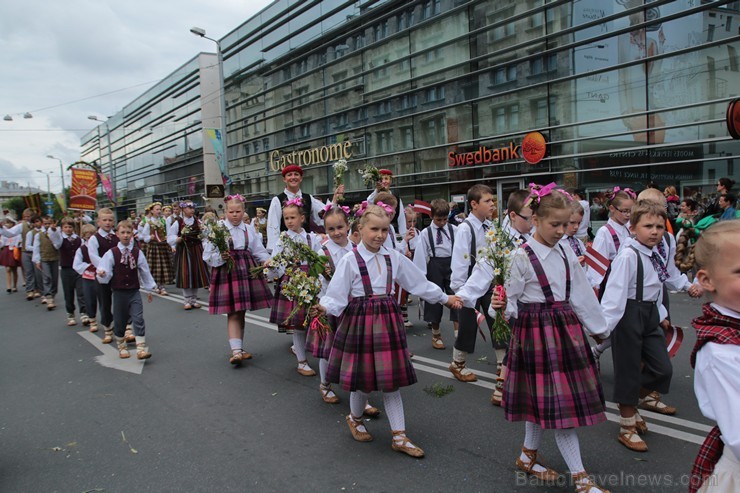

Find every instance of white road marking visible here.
[77,331,145,374]
[155,290,712,444]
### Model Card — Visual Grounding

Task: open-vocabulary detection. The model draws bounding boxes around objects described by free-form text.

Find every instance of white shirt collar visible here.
[357,241,389,259]
[117,242,133,251]
[526,237,563,262]
[283,189,303,199]
[286,229,306,240]
[63,233,78,239]
[624,237,656,256]
[223,220,246,232]
[465,214,487,231]
[97,228,112,237]
[325,238,352,254]
[711,303,740,319]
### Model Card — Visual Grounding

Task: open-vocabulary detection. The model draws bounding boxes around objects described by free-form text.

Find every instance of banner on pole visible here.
[24,193,42,213]
[98,172,115,205]
[69,168,98,211]
[205,128,232,186]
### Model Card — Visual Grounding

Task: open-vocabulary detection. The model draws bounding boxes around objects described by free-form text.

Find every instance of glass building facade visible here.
[82,0,740,217]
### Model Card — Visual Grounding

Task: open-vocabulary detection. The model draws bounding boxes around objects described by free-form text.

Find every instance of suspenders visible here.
[427,224,455,258]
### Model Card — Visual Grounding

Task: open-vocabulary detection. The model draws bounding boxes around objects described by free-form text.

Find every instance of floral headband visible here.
[375,201,394,215]
[284,197,303,208]
[148,201,162,210]
[179,201,195,209]
[225,194,246,203]
[322,203,351,215]
[607,186,636,201]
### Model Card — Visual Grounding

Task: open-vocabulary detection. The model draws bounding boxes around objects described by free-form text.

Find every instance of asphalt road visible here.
[0,286,711,492]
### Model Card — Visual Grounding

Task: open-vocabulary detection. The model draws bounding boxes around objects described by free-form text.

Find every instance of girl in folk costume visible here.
[0,217,21,293]
[203,195,272,365]
[167,201,209,310]
[689,221,740,492]
[315,205,462,458]
[137,205,150,255]
[73,224,100,333]
[488,185,612,492]
[267,197,324,377]
[141,202,174,295]
[306,204,354,404]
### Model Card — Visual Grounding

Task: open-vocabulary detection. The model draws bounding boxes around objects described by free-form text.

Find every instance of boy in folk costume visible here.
[58,218,87,326]
[412,199,458,349]
[448,184,495,383]
[167,201,209,310]
[96,220,156,360]
[688,221,740,493]
[32,216,62,310]
[73,224,100,333]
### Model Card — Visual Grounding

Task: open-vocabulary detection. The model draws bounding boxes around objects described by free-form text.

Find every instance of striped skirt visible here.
[326,295,416,393]
[174,241,209,289]
[269,276,307,332]
[145,241,174,286]
[305,314,338,359]
[208,249,272,314]
[503,301,605,429]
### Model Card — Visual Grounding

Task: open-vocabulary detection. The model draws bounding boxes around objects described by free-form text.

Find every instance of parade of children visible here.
[4,170,738,492]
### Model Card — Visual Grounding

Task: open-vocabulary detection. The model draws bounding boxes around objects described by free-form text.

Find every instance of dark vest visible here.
[277,192,313,233]
[175,216,202,247]
[111,246,140,290]
[59,236,81,268]
[81,244,91,264]
[94,232,119,257]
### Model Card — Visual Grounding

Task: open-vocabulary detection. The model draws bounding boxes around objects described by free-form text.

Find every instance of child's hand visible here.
[96,269,106,277]
[660,319,671,330]
[688,284,703,298]
[309,304,326,318]
[490,286,507,309]
[221,252,231,262]
[445,295,463,310]
[577,255,585,266]
[147,292,153,303]
[35,262,42,270]
[592,334,604,344]
[262,259,271,268]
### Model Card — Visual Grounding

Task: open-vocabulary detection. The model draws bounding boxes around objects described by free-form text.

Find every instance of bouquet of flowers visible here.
[204,222,234,272]
[477,221,521,344]
[358,163,381,187]
[333,159,348,201]
[250,232,331,280]
[280,266,330,333]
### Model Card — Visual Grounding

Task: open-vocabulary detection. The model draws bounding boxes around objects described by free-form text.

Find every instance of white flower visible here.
[493,268,501,276]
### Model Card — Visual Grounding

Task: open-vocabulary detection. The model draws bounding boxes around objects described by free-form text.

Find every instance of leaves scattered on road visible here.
[423,382,455,398]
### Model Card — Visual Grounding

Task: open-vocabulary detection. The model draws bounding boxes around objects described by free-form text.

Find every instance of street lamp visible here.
[2,112,33,121]
[36,170,53,216]
[46,155,65,191]
[190,26,229,194]
[88,115,116,209]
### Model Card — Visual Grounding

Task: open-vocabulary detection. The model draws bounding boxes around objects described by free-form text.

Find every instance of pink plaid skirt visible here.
[326,295,416,393]
[208,249,272,315]
[269,275,308,332]
[503,301,606,429]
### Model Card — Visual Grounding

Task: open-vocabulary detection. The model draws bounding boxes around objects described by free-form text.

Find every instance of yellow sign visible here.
[269,141,352,172]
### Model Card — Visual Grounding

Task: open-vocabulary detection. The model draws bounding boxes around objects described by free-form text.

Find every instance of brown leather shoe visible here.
[639,391,677,415]
[449,361,477,382]
[363,405,381,418]
[618,428,648,452]
[346,414,373,442]
[391,431,424,458]
[297,360,316,376]
[515,447,559,482]
[634,416,648,435]
[431,336,445,349]
[320,384,340,404]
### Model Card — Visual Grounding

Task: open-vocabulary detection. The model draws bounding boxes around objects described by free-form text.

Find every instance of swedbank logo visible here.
[448,131,547,167]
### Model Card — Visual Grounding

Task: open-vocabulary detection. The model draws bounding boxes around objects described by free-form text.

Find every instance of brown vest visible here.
[39,231,59,262]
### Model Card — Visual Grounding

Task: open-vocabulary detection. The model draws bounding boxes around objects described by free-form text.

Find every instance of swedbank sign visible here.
[269,142,353,172]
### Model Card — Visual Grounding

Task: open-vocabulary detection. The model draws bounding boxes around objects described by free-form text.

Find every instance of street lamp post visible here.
[36,170,53,216]
[190,26,229,195]
[87,115,116,209]
[46,155,65,192]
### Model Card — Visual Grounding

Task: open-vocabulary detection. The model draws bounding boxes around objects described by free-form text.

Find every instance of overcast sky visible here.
[0,0,274,194]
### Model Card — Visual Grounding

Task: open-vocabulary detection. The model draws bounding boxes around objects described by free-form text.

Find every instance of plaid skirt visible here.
[208,249,272,314]
[326,295,416,393]
[145,241,174,286]
[0,246,21,267]
[305,314,338,359]
[504,301,606,429]
[174,241,209,289]
[269,276,307,332]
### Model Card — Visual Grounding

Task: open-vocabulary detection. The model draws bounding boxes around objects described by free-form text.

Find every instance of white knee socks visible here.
[554,429,585,474]
[229,338,242,354]
[383,390,405,432]
[319,358,329,384]
[524,421,543,450]
[292,331,307,361]
[350,391,368,418]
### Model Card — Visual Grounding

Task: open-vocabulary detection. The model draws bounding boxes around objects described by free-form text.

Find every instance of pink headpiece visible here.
[375,201,394,215]
[322,203,351,215]
[610,186,636,200]
[225,194,245,203]
[284,197,303,208]
[526,182,558,206]
[355,201,369,218]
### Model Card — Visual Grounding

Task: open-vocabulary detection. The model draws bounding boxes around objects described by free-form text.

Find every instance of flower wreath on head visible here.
[148,201,162,210]
[322,203,351,216]
[225,194,246,203]
[179,201,195,209]
[284,197,303,208]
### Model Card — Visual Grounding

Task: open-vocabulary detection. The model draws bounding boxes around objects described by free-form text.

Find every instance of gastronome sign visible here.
[269,141,353,172]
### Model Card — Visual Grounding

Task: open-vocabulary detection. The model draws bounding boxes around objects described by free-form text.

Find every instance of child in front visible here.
[168,200,209,310]
[96,220,156,359]
[601,201,674,453]
[490,185,611,493]
[688,221,740,492]
[203,194,272,365]
[268,197,324,376]
[315,204,462,458]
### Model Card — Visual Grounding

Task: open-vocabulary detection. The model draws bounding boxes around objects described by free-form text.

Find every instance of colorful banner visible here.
[24,193,42,213]
[98,172,115,205]
[56,194,67,214]
[187,176,197,195]
[69,168,98,211]
[205,128,232,185]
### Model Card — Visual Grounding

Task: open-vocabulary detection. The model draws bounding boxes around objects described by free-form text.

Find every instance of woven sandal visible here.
[515,447,559,482]
[638,391,677,415]
[391,431,424,458]
[572,472,610,493]
[346,414,373,442]
[449,360,477,382]
[491,376,504,406]
[618,427,648,452]
[363,404,381,418]
[320,383,339,404]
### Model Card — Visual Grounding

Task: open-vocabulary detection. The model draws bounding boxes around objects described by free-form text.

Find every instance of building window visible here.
[533,99,548,127]
[493,22,515,40]
[729,45,738,72]
[377,130,394,154]
[493,104,519,134]
[421,115,446,146]
[421,0,441,20]
[399,94,417,111]
[299,124,310,138]
[374,20,389,41]
[401,126,414,149]
[425,85,445,103]
[376,100,392,116]
[424,48,442,64]
[354,34,365,49]
[492,64,517,85]
[530,54,557,76]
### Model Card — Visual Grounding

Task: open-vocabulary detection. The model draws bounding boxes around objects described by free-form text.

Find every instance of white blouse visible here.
[319,238,354,296]
[321,242,449,317]
[268,228,323,279]
[96,242,157,291]
[202,221,270,268]
[601,237,668,334]
[450,214,492,292]
[587,218,631,287]
[412,223,457,276]
[166,216,196,248]
[694,304,740,459]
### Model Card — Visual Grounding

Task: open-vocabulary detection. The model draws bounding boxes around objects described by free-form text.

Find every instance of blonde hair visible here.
[637,188,667,206]
[694,220,740,269]
[224,197,245,210]
[531,190,572,218]
[570,200,585,216]
[116,219,134,232]
[80,224,96,238]
[664,186,677,196]
[359,204,391,227]
[201,212,218,224]
[97,208,114,217]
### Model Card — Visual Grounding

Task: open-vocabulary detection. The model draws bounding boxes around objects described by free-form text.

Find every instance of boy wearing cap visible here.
[367,168,407,236]
[266,164,342,252]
